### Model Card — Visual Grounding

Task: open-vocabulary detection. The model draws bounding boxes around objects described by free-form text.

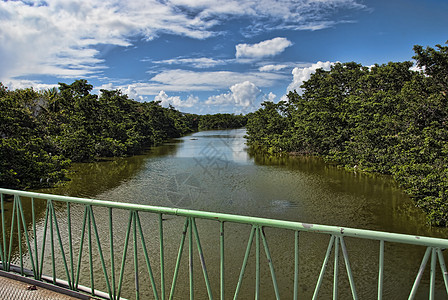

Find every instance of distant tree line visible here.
[198,113,247,130]
[0,80,245,189]
[246,42,448,226]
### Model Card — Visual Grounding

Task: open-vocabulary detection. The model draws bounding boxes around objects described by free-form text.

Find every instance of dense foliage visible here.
[246,42,448,226]
[198,113,247,130]
[0,80,246,190]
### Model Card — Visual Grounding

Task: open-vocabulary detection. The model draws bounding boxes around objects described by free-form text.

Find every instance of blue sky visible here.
[1,0,447,114]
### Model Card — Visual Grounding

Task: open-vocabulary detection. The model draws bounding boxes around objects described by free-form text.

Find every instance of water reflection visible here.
[36,128,448,238]
[24,128,448,299]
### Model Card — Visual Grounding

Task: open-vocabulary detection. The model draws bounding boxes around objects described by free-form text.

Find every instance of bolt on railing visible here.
[1,187,448,299]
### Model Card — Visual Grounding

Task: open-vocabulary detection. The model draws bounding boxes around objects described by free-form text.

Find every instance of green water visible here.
[29,128,447,299]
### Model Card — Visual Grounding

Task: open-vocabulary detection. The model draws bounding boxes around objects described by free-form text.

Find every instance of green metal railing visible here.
[0,187,448,299]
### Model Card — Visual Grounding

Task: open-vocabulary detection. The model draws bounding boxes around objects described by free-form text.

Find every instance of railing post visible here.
[333,236,340,300]
[294,231,299,300]
[189,217,194,300]
[159,213,166,300]
[2,188,448,300]
[378,240,384,300]
[220,221,225,300]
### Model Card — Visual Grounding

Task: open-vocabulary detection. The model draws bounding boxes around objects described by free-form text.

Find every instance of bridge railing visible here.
[0,187,447,299]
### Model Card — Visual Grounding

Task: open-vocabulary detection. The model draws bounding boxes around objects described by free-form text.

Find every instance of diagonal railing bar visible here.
[75,205,88,290]
[135,211,159,300]
[31,198,40,280]
[48,199,73,289]
[38,199,50,280]
[233,225,256,300]
[31,198,40,279]
[117,210,134,300]
[7,195,17,273]
[409,246,432,299]
[191,218,213,300]
[15,196,24,275]
[312,235,359,300]
[408,246,448,300]
[313,235,335,300]
[67,203,74,289]
[2,189,448,300]
[87,205,94,294]
[17,197,37,278]
[0,194,5,270]
[260,226,280,300]
[49,200,56,283]
[169,217,189,300]
[339,236,358,300]
[437,248,448,295]
[88,205,113,298]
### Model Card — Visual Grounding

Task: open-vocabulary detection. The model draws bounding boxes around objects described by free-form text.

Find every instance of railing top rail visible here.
[1,188,447,248]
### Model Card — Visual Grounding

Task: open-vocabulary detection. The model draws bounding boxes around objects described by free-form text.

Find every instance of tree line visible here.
[0,80,246,189]
[246,42,448,226]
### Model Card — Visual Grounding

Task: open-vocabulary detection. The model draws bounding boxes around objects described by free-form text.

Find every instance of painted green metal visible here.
[169,218,188,300]
[260,227,280,300]
[1,188,448,300]
[233,225,255,300]
[378,240,384,300]
[294,231,299,300]
[313,235,335,300]
[158,213,165,300]
[219,221,224,300]
[340,236,358,300]
[135,211,159,300]
[409,247,432,300]
[333,236,339,300]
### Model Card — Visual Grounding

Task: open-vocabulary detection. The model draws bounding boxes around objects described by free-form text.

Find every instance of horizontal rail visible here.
[1,187,448,300]
[1,188,447,248]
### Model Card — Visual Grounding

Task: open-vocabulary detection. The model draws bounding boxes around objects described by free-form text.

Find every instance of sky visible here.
[0,0,447,115]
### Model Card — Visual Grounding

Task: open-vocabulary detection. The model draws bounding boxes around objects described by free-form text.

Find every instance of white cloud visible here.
[147,69,286,92]
[154,91,199,108]
[0,0,365,84]
[236,37,292,59]
[206,81,261,107]
[2,79,58,91]
[264,92,277,102]
[259,64,289,72]
[287,61,334,93]
[152,57,227,68]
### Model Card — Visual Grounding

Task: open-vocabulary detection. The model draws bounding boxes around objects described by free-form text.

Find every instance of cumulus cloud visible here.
[152,57,227,68]
[259,64,289,72]
[147,69,286,93]
[236,37,292,59]
[206,81,261,107]
[154,91,199,108]
[0,0,365,84]
[287,61,334,93]
[264,92,277,102]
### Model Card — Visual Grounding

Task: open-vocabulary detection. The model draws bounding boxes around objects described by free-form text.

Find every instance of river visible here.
[31,128,447,299]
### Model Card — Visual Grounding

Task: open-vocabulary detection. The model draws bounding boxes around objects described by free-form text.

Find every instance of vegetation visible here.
[0,80,244,190]
[246,42,448,226]
[198,113,247,130]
